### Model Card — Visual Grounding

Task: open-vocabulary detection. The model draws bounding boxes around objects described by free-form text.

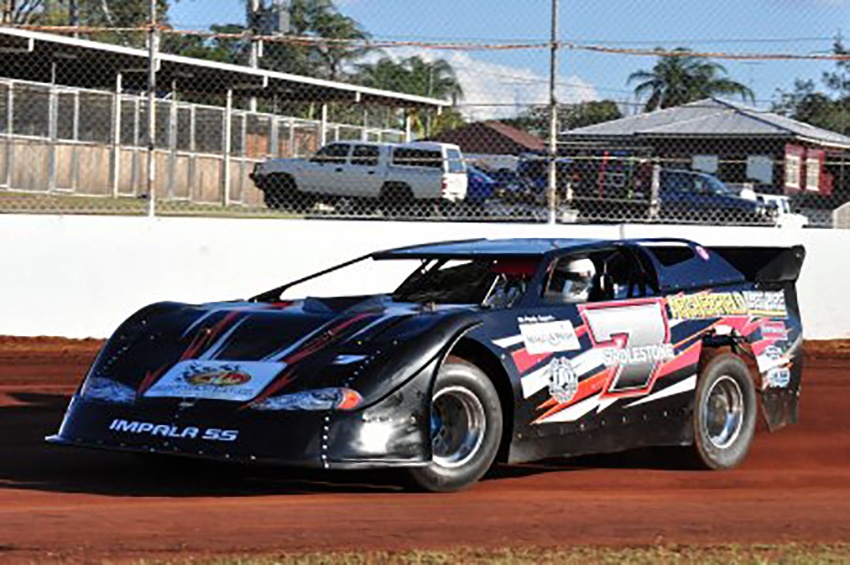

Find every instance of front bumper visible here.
[49,372,433,469]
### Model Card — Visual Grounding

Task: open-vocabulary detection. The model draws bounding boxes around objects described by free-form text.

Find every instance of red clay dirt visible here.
[0,338,848,562]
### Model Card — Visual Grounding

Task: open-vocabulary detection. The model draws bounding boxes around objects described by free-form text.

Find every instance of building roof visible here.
[567,98,850,150]
[0,26,447,109]
[428,121,546,155]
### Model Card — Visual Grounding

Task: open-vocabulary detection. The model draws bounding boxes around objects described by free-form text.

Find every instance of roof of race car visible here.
[375,238,606,258]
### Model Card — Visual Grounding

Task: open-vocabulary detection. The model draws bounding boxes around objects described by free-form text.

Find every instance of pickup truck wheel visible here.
[262,174,297,210]
[404,357,502,493]
[379,184,414,218]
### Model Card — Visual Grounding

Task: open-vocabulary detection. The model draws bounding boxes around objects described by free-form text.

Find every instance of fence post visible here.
[167,81,178,200]
[222,88,233,207]
[404,110,412,143]
[319,103,328,147]
[48,61,58,192]
[146,0,159,218]
[546,0,561,225]
[650,162,661,221]
[3,81,12,188]
[111,72,123,198]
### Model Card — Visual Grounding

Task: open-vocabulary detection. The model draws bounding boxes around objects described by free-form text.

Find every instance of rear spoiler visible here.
[709,245,806,284]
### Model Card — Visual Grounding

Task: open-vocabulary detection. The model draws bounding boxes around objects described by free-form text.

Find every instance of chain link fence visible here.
[0,5,848,227]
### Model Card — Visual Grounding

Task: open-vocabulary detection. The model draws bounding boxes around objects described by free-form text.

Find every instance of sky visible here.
[170,0,848,119]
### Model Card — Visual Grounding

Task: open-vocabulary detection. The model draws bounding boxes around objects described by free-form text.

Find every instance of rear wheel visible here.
[692,353,757,470]
[405,357,502,492]
[379,183,414,218]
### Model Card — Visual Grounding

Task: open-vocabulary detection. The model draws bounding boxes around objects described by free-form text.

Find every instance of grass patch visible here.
[132,544,850,565]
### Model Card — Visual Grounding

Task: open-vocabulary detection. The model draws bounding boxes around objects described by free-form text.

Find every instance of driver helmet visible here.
[558,257,596,302]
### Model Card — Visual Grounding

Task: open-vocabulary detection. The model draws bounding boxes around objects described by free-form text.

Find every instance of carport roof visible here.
[0,26,448,109]
[566,98,850,150]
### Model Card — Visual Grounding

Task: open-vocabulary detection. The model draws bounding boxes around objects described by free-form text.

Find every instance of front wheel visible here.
[405,357,502,492]
[692,353,757,470]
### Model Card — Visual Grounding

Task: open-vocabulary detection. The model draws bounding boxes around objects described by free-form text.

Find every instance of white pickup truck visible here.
[250,141,468,211]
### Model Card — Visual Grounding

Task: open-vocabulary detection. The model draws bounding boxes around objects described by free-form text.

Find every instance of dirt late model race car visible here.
[50,238,805,492]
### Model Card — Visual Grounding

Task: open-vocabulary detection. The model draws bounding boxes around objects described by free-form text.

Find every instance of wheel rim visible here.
[430,386,486,469]
[702,375,745,449]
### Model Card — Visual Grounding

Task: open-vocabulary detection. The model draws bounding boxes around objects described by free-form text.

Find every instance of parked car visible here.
[49,238,806,492]
[251,141,468,212]
[655,170,779,224]
[465,165,498,204]
[515,156,573,201]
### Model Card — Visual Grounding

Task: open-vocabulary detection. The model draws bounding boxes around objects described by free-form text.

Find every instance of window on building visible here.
[785,155,801,189]
[692,155,718,174]
[805,156,821,191]
[746,155,774,184]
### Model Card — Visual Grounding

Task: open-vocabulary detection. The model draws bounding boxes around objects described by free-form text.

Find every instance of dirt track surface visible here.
[1,339,849,561]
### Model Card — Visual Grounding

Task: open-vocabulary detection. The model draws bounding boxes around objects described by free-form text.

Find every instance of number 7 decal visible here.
[579,298,673,398]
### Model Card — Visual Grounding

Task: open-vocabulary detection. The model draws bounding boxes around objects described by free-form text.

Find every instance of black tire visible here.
[379,183,414,218]
[262,174,297,210]
[405,357,503,492]
[692,353,757,470]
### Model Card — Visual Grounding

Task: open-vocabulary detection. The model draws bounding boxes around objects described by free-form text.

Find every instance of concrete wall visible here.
[0,215,846,339]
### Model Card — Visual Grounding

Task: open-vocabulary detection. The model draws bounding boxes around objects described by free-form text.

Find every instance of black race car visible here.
[49,238,805,492]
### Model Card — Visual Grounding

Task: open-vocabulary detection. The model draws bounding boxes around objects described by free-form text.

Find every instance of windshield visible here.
[703,174,735,195]
[392,258,538,307]
[256,256,539,308]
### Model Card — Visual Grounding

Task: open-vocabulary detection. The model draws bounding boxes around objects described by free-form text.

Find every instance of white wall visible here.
[0,215,846,339]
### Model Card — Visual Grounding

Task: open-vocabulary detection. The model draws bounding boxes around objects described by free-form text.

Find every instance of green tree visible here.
[355,56,463,102]
[6,0,172,47]
[628,48,754,111]
[180,0,370,80]
[773,40,850,135]
[504,100,623,137]
[9,0,170,26]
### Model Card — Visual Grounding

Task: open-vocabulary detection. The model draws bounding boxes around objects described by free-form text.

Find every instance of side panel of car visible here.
[473,246,803,464]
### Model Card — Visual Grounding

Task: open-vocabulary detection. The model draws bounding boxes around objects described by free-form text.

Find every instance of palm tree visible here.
[356,56,463,103]
[628,48,754,111]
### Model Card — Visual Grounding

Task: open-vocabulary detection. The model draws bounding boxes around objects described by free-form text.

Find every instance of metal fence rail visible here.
[0,76,406,211]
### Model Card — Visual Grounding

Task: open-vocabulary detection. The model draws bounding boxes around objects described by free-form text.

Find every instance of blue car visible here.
[658,170,777,223]
[466,165,498,204]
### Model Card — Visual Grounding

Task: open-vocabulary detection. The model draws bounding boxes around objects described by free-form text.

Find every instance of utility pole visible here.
[69,0,79,38]
[546,0,560,225]
[146,0,159,217]
[249,0,262,112]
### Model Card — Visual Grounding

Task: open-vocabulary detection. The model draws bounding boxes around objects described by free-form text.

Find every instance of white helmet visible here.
[558,257,596,302]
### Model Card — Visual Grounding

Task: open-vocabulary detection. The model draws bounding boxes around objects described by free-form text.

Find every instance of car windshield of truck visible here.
[392,258,538,307]
[696,174,736,195]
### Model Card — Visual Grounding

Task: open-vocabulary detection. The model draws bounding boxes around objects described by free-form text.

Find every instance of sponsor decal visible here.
[519,319,580,354]
[743,291,787,317]
[581,299,672,394]
[766,367,791,388]
[603,344,675,367]
[108,419,239,441]
[547,357,578,404]
[761,321,787,336]
[187,371,251,387]
[667,292,748,320]
[763,345,784,362]
[144,360,285,402]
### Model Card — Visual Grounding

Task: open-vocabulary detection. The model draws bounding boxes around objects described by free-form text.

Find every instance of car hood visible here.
[85,297,479,408]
